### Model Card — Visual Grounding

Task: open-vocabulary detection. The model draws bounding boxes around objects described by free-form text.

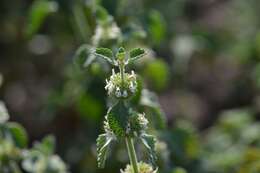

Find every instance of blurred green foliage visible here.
[0,102,68,172]
[0,0,260,173]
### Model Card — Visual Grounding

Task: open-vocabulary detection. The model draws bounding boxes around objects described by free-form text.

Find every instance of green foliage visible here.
[22,135,68,173]
[26,0,58,37]
[95,48,114,64]
[148,10,166,45]
[129,48,146,63]
[106,101,130,137]
[143,59,170,91]
[0,100,68,173]
[96,134,113,168]
[3,0,260,172]
[203,108,260,173]
[7,122,28,148]
[92,47,158,172]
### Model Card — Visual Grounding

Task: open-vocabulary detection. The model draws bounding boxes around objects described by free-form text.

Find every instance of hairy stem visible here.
[125,137,139,173]
[119,64,125,85]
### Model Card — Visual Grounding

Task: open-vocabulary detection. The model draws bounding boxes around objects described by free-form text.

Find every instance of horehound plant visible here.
[95,47,157,173]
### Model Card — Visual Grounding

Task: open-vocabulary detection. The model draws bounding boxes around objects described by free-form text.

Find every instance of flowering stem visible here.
[119,64,125,85]
[125,137,139,173]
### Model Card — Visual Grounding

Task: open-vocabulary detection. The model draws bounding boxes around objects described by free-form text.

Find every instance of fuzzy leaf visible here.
[97,134,113,168]
[95,48,114,64]
[129,48,145,62]
[140,134,157,166]
[107,101,130,137]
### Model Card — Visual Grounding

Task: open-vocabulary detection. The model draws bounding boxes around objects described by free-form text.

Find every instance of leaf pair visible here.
[95,47,146,66]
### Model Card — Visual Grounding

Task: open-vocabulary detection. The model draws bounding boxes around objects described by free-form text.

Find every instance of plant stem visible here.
[119,64,125,85]
[125,137,139,173]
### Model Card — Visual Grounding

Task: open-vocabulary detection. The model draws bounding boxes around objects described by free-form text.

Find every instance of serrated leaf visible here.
[95,48,114,64]
[97,134,113,168]
[7,122,28,148]
[74,44,95,69]
[0,101,9,123]
[140,133,157,166]
[107,101,130,137]
[129,48,145,63]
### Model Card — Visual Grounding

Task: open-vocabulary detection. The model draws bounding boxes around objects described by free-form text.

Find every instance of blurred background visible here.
[1,0,260,172]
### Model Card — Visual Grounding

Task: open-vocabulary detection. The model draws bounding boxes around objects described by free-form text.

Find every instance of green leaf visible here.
[107,101,130,137]
[140,134,157,166]
[148,10,166,45]
[129,48,145,62]
[74,44,95,69]
[26,0,58,37]
[96,6,110,23]
[7,122,28,148]
[143,59,169,91]
[0,101,9,123]
[95,48,114,64]
[97,134,113,168]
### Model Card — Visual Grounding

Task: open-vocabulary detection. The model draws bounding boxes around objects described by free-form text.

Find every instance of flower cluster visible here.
[105,69,137,99]
[121,162,157,173]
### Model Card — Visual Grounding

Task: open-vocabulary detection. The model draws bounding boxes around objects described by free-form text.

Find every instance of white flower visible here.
[129,81,136,93]
[105,79,115,95]
[112,68,115,75]
[130,70,136,79]
[115,87,121,97]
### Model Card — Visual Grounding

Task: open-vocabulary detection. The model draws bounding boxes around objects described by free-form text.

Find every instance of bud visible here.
[129,112,148,135]
[116,47,126,63]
